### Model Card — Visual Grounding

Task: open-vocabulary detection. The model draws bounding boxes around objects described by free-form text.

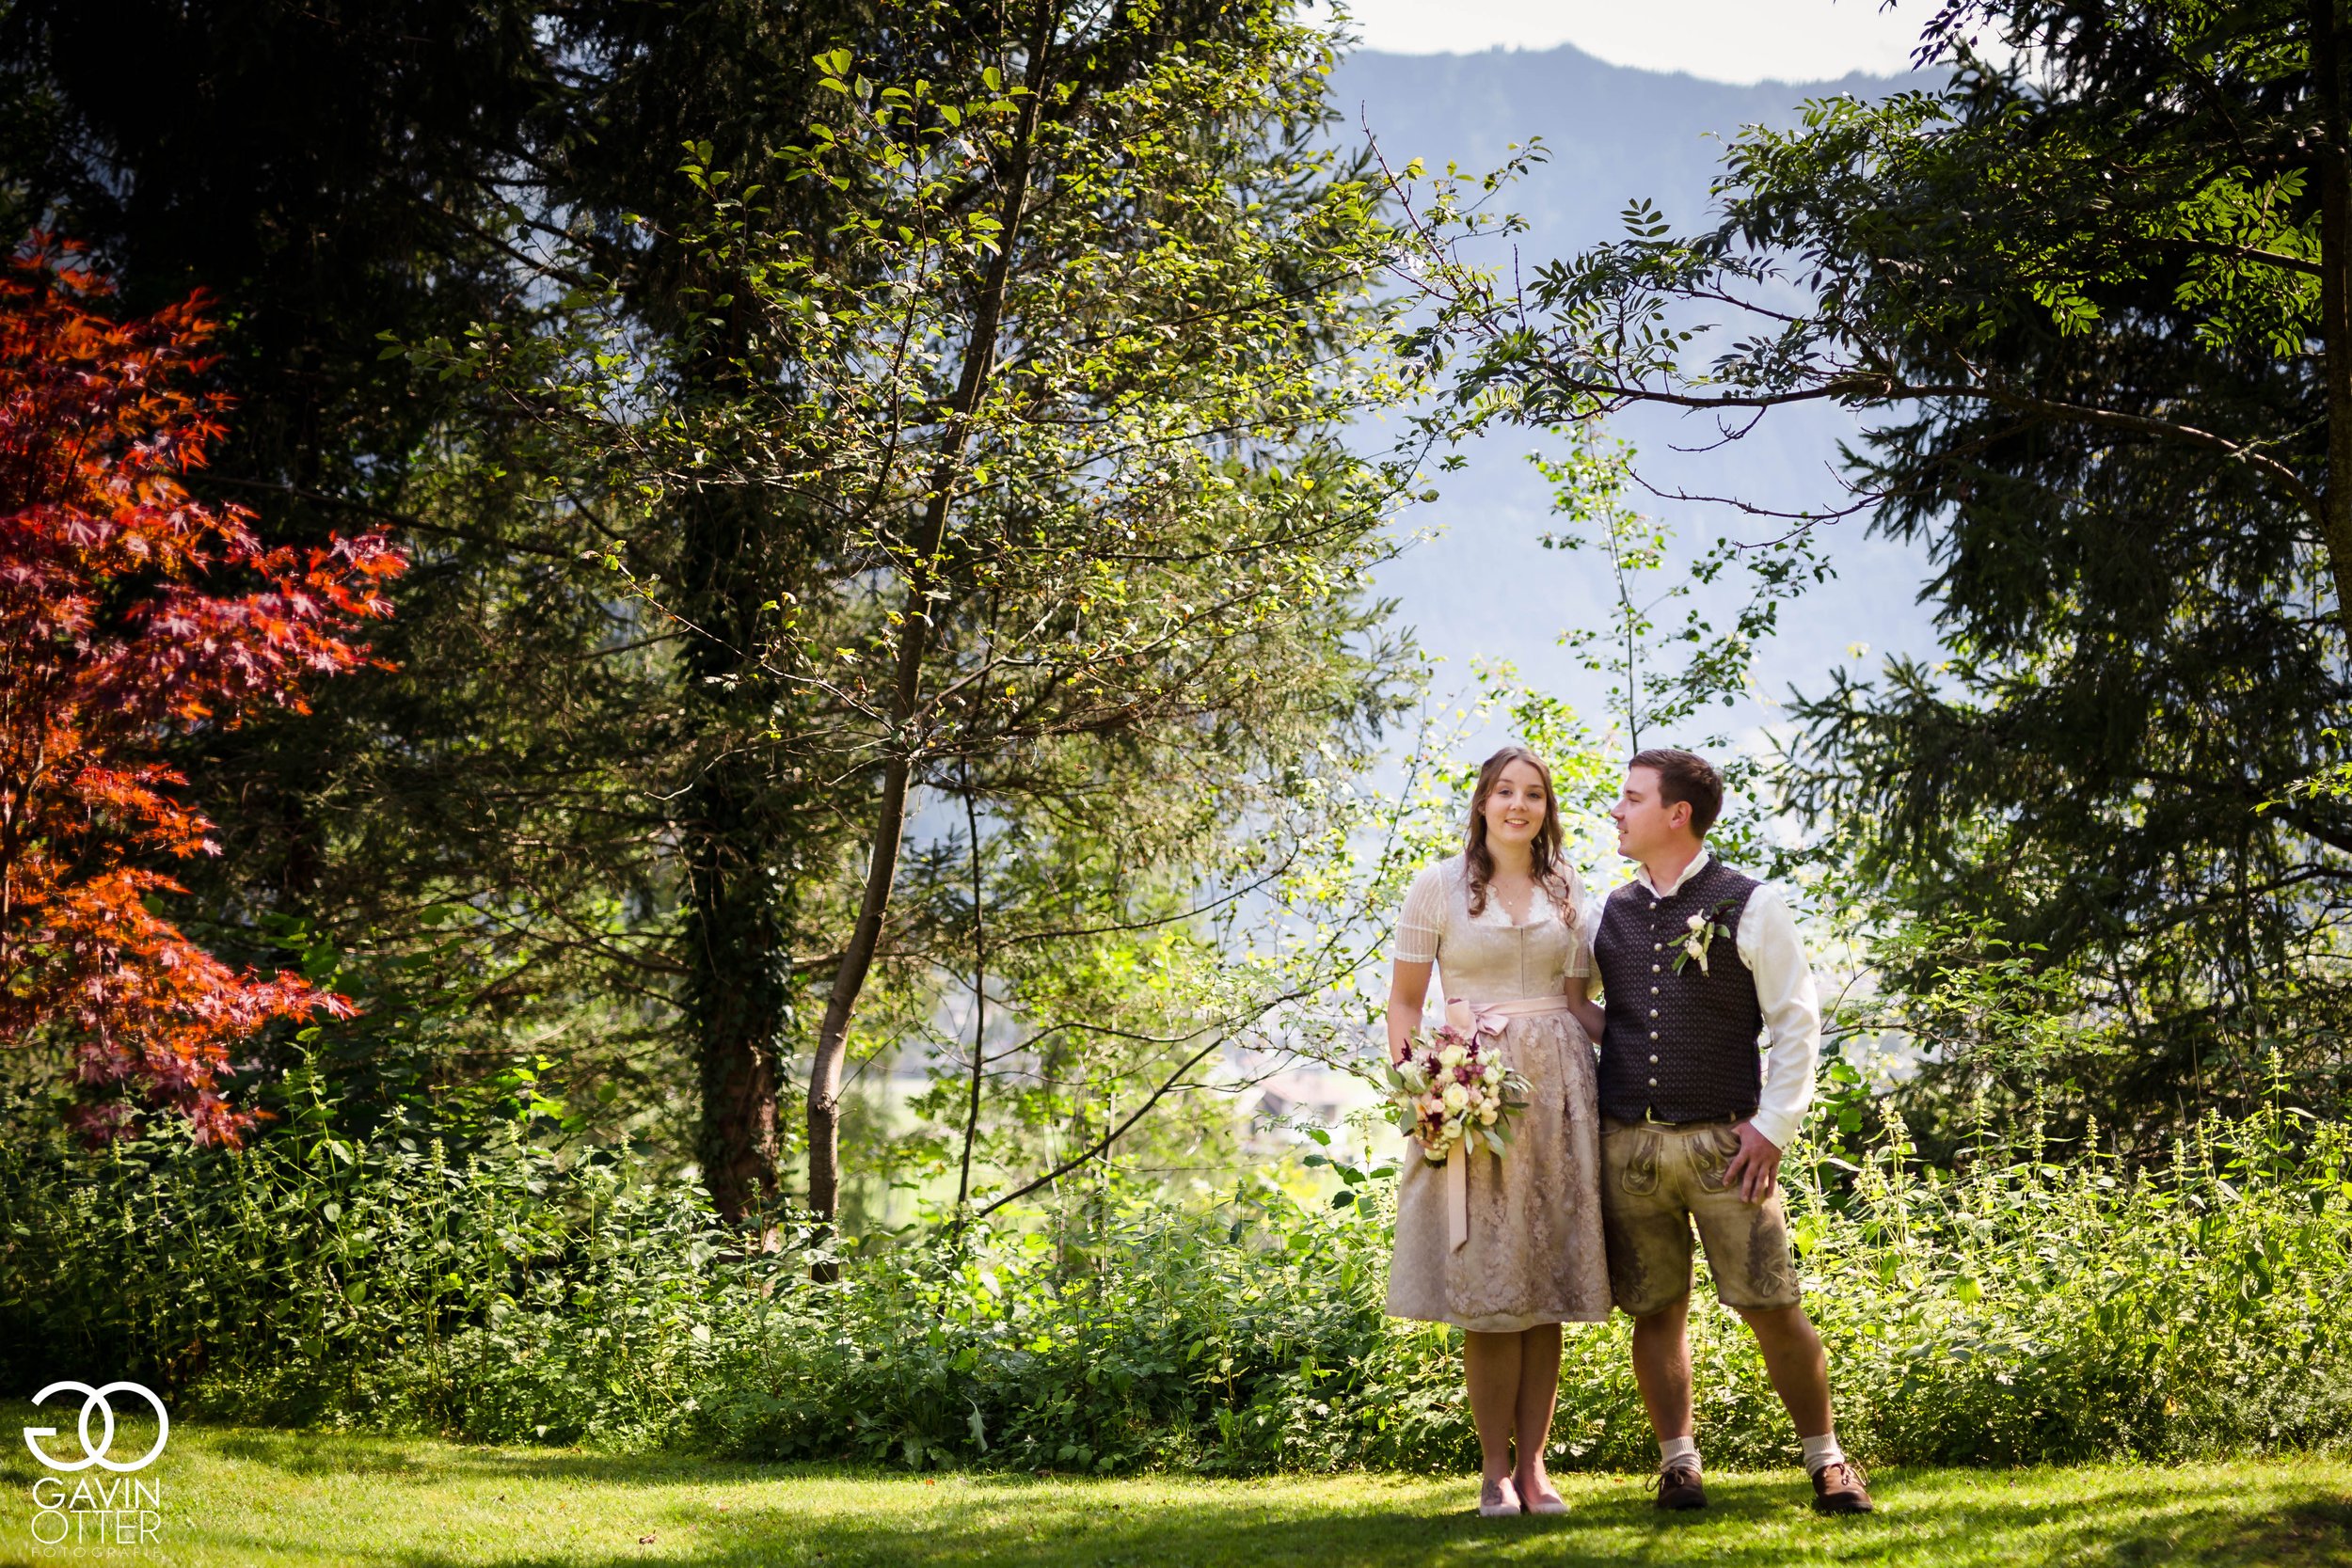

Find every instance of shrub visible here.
[4,1093,2346,1470]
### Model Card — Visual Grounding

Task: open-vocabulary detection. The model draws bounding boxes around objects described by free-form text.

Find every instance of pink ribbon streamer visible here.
[1446,1141,1469,1251]
[1438,997,1506,1250]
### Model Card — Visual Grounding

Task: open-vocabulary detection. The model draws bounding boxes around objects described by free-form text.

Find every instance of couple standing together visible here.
[1382,745,1873,1518]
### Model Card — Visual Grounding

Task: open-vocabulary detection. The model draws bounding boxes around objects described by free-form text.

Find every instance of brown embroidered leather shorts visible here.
[1598,1114,1802,1318]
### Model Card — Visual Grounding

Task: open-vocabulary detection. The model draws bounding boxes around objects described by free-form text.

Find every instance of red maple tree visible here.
[0,239,405,1146]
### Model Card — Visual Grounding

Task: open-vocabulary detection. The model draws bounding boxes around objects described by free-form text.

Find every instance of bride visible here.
[1384,744,1609,1516]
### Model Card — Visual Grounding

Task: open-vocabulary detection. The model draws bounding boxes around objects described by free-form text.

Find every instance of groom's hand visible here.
[1724,1121,1784,1204]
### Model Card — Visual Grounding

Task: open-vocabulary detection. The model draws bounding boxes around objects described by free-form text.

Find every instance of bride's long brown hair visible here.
[1463,745,1580,925]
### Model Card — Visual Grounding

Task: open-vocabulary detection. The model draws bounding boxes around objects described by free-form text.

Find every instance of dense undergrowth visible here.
[4,1086,2346,1474]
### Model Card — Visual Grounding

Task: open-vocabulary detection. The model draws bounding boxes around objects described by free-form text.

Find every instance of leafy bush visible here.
[0,1092,735,1448]
[4,1089,2347,1471]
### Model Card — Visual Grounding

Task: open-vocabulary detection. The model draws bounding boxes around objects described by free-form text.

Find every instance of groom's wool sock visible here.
[1800,1432,1847,1476]
[1659,1435,1699,1473]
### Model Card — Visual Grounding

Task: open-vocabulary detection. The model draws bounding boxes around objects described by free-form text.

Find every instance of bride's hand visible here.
[1562,974,1605,1043]
[1388,957,1433,1067]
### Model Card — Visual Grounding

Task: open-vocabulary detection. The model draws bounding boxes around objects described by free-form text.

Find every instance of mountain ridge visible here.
[1331,43,1945,760]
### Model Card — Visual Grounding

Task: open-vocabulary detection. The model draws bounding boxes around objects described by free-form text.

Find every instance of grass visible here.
[2,1413,2348,1568]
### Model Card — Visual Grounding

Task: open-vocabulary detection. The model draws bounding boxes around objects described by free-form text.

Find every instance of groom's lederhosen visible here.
[1590,860,1801,1318]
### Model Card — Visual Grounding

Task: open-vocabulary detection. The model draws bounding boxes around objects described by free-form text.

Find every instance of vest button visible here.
[1648,1054,1658,1063]
[1647,1077,1658,1086]
[1650,964,1660,974]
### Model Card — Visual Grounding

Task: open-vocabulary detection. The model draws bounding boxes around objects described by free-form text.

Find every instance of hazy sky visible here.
[1322,0,1935,84]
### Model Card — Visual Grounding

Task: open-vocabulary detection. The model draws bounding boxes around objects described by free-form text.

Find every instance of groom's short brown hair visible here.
[1629,747,1724,837]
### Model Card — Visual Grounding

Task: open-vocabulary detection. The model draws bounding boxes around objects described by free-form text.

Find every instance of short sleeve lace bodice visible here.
[1391,854,1592,1002]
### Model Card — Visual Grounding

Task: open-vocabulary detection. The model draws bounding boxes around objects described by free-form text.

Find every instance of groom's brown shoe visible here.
[1650,1462,1706,1510]
[1810,1461,1874,1514]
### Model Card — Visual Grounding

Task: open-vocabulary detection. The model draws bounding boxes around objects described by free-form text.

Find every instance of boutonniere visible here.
[1673,896,1740,975]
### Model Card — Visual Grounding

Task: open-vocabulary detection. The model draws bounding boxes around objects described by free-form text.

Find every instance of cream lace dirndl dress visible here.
[1384,855,1612,1331]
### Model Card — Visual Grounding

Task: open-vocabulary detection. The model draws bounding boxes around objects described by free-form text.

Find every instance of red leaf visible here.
[0,236,409,1145]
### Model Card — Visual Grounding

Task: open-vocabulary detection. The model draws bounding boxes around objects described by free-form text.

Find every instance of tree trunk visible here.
[804,7,1055,1235]
[954,768,987,1225]
[680,481,796,1227]
[2311,0,2352,647]
[685,762,787,1227]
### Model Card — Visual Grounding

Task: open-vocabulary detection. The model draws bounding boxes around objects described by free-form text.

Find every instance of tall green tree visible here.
[535,0,891,1223]
[483,0,1428,1226]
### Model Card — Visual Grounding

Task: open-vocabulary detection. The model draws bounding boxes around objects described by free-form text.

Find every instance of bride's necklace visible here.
[1487,870,1538,925]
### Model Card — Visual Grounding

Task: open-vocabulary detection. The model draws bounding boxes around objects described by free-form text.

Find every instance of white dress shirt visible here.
[1581,849,1820,1151]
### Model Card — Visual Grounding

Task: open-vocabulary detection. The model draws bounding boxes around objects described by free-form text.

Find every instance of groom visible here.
[1588,748,1872,1514]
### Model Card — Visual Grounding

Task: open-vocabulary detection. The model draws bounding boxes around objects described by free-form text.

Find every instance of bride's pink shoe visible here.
[1517,1476,1567,1514]
[1477,1476,1523,1517]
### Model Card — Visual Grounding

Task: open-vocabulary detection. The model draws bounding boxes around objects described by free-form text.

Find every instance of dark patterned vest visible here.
[1591,857,1765,1124]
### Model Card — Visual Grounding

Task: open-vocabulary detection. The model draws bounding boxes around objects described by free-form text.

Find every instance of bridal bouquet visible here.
[1384,1015,1531,1166]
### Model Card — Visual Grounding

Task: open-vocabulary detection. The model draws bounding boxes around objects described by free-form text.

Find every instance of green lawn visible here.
[3,1416,2347,1568]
